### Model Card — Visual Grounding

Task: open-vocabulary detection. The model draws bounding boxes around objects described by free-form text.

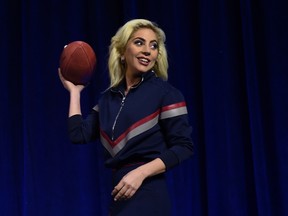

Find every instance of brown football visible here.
[59,41,96,85]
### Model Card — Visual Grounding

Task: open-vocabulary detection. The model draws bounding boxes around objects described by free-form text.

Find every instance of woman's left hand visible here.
[111,168,146,201]
[111,158,166,201]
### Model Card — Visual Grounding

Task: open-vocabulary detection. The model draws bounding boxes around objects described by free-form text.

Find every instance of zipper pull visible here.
[121,96,126,105]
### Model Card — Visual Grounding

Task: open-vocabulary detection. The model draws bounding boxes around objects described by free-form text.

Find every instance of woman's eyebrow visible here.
[132,37,158,43]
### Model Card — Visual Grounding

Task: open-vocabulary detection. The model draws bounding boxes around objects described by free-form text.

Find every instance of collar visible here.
[110,70,156,94]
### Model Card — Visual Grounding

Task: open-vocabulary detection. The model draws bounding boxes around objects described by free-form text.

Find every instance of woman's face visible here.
[123,28,159,76]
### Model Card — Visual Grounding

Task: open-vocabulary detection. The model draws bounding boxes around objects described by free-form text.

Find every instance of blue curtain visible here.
[1,0,287,215]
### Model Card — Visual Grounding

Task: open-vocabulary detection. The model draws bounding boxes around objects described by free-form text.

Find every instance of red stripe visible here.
[100,109,160,148]
[100,129,116,147]
[161,102,186,112]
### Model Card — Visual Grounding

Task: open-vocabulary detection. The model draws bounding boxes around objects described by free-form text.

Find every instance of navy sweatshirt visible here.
[68,71,193,170]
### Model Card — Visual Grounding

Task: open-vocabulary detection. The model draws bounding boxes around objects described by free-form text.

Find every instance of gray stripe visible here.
[160,107,188,119]
[101,114,159,157]
[93,104,99,112]
[100,136,115,156]
[122,114,159,144]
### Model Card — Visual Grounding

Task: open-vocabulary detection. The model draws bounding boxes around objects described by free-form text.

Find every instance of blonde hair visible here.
[108,19,168,88]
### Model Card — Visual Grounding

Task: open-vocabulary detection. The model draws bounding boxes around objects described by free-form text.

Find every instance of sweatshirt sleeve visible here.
[157,86,194,170]
[68,108,100,144]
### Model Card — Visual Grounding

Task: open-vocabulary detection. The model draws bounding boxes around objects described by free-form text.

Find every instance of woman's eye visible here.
[151,43,158,50]
[134,40,144,46]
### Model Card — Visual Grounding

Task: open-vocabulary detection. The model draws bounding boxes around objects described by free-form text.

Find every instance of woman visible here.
[59,19,193,216]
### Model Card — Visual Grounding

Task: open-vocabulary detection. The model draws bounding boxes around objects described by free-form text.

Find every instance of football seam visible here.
[80,44,95,71]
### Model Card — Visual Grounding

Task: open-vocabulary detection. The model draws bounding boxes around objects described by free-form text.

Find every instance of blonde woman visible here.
[59,19,193,216]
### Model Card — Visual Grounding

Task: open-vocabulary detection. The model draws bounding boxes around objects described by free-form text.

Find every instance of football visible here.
[59,41,96,85]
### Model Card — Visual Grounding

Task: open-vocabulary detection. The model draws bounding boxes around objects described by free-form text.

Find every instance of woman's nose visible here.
[141,45,151,55]
[142,51,150,56]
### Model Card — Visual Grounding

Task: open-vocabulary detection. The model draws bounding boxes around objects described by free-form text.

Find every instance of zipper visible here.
[110,76,144,141]
[111,91,126,141]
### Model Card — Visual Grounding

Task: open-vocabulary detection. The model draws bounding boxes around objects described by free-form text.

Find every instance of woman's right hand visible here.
[58,68,85,116]
[58,68,85,93]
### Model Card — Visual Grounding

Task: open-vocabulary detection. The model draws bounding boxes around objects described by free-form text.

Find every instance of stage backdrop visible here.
[1,0,287,215]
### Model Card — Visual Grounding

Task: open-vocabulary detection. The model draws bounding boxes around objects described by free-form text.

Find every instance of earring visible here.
[120,56,125,64]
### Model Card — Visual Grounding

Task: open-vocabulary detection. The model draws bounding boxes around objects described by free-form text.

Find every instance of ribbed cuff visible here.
[158,150,179,170]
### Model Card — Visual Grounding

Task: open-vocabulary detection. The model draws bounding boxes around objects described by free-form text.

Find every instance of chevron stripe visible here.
[100,101,187,157]
[100,110,160,156]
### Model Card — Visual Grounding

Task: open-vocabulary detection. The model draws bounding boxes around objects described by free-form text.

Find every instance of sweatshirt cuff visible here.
[68,114,82,130]
[158,150,179,170]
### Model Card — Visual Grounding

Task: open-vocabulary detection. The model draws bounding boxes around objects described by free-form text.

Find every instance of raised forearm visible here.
[69,90,82,117]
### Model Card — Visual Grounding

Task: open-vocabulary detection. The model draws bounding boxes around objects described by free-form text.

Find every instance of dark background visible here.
[1,0,287,215]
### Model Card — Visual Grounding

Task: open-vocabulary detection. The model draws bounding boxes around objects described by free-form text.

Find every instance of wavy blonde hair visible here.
[108,19,168,88]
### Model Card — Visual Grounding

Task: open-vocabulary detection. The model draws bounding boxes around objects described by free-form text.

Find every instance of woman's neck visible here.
[125,74,142,94]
